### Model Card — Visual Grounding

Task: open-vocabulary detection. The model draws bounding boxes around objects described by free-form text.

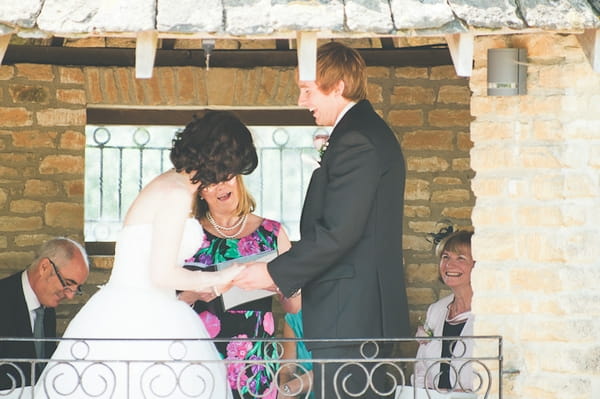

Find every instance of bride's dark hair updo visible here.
[170,111,258,188]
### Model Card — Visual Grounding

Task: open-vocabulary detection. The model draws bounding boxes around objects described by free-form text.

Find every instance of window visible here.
[85,109,329,251]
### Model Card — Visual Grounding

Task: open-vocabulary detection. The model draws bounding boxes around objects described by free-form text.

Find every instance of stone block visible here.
[0,107,33,127]
[16,64,54,81]
[224,0,272,35]
[391,85,435,105]
[390,0,454,29]
[406,156,449,172]
[38,0,155,33]
[45,202,83,229]
[345,0,393,33]
[395,67,428,79]
[270,0,344,32]
[57,88,86,105]
[10,130,56,148]
[402,129,453,150]
[23,179,60,197]
[404,178,430,201]
[519,0,598,29]
[428,108,472,127]
[9,199,43,214]
[39,155,84,175]
[441,206,472,219]
[59,130,85,151]
[430,188,470,202]
[448,0,524,28]
[0,216,42,231]
[58,67,85,85]
[437,84,471,104]
[36,108,86,127]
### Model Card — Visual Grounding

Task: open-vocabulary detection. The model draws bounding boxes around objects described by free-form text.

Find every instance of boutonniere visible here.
[422,322,433,337]
[313,133,330,161]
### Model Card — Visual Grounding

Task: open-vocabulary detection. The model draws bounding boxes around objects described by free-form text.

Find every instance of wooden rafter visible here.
[577,28,600,73]
[135,30,158,79]
[445,33,474,77]
[0,34,11,66]
[296,31,318,81]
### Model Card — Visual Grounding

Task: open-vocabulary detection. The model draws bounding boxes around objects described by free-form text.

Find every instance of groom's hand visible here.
[233,262,277,291]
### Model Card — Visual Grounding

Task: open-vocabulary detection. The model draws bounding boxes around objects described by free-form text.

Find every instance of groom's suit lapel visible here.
[299,101,366,240]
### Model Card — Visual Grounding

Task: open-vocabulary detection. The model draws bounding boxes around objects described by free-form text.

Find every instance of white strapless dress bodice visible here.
[107,219,203,294]
[35,219,232,398]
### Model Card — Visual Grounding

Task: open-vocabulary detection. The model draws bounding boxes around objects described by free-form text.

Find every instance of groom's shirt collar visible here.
[334,101,357,128]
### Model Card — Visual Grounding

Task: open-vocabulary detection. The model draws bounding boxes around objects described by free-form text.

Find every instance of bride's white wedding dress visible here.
[35,219,232,398]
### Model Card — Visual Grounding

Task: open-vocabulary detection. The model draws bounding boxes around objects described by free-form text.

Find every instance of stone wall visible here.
[470,33,600,399]
[0,61,473,336]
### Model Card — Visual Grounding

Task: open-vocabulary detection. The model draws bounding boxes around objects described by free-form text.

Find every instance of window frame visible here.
[85,107,316,255]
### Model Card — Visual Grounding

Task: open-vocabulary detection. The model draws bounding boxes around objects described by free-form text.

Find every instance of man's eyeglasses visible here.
[47,258,82,296]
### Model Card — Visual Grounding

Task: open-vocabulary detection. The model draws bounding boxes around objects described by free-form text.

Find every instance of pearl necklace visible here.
[206,212,248,239]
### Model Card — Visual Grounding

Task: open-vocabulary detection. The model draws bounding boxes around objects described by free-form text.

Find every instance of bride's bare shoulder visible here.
[124,172,192,224]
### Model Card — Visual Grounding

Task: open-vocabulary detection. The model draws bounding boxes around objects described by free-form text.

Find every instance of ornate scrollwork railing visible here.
[0,336,502,398]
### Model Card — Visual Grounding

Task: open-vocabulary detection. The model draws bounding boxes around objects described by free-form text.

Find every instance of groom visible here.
[234,41,409,398]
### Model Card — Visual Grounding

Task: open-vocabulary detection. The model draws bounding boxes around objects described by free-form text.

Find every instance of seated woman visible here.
[413,229,475,392]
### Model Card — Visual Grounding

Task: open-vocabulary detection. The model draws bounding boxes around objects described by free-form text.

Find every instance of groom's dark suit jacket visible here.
[269,100,409,349]
[0,271,57,389]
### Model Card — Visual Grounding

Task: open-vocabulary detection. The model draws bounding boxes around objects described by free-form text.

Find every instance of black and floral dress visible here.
[186,218,281,399]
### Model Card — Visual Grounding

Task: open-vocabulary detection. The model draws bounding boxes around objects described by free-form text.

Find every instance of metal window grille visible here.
[85,125,330,242]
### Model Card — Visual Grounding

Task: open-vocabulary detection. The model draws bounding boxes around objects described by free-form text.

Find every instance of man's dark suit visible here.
[0,272,57,390]
[269,100,409,397]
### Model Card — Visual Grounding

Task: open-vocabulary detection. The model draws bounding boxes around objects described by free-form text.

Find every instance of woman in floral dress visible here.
[179,174,299,399]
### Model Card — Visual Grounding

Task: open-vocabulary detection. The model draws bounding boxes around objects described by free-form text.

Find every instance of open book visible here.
[184,250,278,310]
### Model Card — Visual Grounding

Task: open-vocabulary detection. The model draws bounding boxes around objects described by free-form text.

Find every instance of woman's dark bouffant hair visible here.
[170,111,258,189]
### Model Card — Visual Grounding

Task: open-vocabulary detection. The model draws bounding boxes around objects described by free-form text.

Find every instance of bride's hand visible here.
[221,263,246,281]
[178,290,217,304]
[213,280,233,296]
[177,290,201,305]
[203,263,245,298]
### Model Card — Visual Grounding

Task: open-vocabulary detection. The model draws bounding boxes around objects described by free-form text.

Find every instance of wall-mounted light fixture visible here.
[202,39,215,71]
[487,48,527,96]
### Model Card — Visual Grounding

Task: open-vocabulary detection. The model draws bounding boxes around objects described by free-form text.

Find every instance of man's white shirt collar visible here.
[334,101,357,128]
[22,271,41,313]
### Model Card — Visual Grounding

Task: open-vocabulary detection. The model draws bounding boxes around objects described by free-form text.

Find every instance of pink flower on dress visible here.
[226,334,253,359]
[227,362,248,390]
[199,311,221,338]
[199,236,211,249]
[262,219,279,234]
[263,312,274,335]
[262,383,278,399]
[238,236,260,256]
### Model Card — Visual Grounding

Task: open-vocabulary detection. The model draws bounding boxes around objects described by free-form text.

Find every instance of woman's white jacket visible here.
[413,294,475,390]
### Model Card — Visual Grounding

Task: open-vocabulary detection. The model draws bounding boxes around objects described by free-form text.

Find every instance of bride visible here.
[35,111,258,398]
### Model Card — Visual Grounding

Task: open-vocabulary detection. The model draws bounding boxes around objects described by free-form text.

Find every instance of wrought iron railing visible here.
[0,336,501,398]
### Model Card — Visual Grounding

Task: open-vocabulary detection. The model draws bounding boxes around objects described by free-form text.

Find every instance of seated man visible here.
[0,237,89,390]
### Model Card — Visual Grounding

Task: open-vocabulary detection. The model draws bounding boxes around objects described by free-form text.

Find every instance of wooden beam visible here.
[87,108,316,126]
[445,33,474,77]
[0,34,11,66]
[577,29,600,73]
[3,46,453,68]
[135,30,158,79]
[296,31,317,81]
